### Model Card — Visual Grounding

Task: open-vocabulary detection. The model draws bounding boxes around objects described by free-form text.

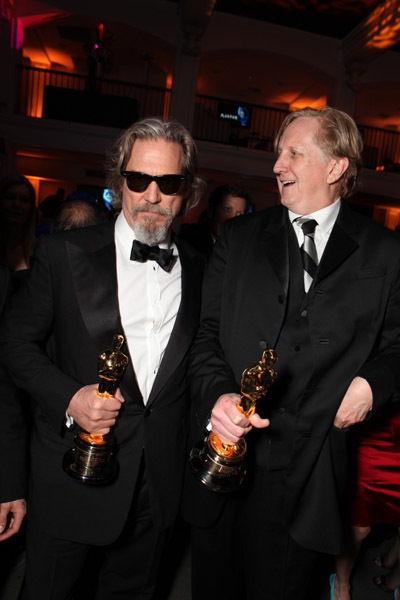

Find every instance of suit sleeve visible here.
[0,237,82,435]
[188,221,240,432]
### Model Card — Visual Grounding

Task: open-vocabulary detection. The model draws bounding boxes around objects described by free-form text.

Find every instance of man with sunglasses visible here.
[0,117,206,599]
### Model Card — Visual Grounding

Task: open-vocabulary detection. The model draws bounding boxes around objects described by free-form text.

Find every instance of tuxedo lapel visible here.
[148,240,204,405]
[67,235,121,350]
[249,207,290,350]
[315,204,359,285]
[260,207,290,301]
[66,224,140,402]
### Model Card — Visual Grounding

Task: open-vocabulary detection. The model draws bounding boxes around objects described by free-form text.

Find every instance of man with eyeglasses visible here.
[0,117,206,599]
[180,183,252,258]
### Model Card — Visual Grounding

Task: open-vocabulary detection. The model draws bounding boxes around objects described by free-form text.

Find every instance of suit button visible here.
[144,409,152,418]
[278,294,285,304]
[279,407,285,414]
[294,345,300,352]
[300,309,308,317]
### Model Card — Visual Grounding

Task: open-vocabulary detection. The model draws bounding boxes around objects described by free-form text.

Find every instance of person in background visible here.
[0,174,35,590]
[183,106,400,600]
[52,192,110,232]
[0,174,37,271]
[0,264,29,598]
[0,264,28,539]
[38,186,65,220]
[179,183,251,258]
[332,404,400,600]
[373,530,400,597]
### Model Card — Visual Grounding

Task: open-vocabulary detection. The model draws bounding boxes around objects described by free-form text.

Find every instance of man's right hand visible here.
[67,384,125,434]
[211,393,270,445]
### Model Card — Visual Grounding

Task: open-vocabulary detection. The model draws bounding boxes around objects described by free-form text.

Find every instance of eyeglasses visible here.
[121,171,188,195]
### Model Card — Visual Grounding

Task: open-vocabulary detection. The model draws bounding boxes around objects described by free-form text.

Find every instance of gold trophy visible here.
[63,334,128,485]
[190,348,277,493]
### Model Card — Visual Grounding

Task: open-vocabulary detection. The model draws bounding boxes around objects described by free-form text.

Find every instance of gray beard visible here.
[133,220,171,245]
[130,205,173,245]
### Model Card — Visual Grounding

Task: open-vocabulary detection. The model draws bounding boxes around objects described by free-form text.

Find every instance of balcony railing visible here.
[15,65,400,173]
[359,125,400,173]
[16,65,171,127]
[193,94,289,152]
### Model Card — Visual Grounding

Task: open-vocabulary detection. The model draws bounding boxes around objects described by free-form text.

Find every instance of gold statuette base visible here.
[189,349,278,493]
[62,431,118,485]
[62,335,128,486]
[189,434,247,493]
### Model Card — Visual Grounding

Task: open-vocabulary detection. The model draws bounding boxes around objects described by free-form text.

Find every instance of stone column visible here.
[168,0,215,131]
[327,63,359,117]
[168,34,201,131]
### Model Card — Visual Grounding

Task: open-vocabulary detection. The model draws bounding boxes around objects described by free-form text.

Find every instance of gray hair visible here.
[274,106,363,198]
[106,117,206,212]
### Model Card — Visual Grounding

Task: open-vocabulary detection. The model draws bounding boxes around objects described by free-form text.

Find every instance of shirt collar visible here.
[288,197,341,234]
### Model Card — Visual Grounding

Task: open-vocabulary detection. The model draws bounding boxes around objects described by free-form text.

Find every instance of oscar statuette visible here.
[63,334,128,485]
[189,348,277,493]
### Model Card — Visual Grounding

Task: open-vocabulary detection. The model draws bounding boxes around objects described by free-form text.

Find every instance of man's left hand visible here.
[0,498,27,541]
[334,376,373,429]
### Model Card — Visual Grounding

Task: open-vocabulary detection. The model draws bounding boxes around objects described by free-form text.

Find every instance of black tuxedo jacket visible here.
[0,221,205,545]
[179,222,214,258]
[183,203,400,554]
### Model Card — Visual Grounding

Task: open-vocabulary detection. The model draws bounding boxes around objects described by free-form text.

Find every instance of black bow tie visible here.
[130,239,174,272]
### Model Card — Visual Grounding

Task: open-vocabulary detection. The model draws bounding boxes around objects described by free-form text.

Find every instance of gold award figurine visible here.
[190,348,278,493]
[63,334,128,485]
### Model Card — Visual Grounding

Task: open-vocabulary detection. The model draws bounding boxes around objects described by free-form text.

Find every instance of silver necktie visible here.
[297,218,318,291]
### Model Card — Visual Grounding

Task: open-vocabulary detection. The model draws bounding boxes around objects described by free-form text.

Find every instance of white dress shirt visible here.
[289,198,341,262]
[115,212,181,404]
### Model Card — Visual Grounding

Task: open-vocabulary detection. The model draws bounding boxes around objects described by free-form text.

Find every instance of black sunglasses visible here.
[121,171,188,195]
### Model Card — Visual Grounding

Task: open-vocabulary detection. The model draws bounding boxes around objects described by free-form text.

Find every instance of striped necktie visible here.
[297,218,318,291]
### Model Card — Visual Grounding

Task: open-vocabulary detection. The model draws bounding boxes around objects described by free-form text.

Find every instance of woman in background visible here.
[0,174,37,271]
[331,404,400,600]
